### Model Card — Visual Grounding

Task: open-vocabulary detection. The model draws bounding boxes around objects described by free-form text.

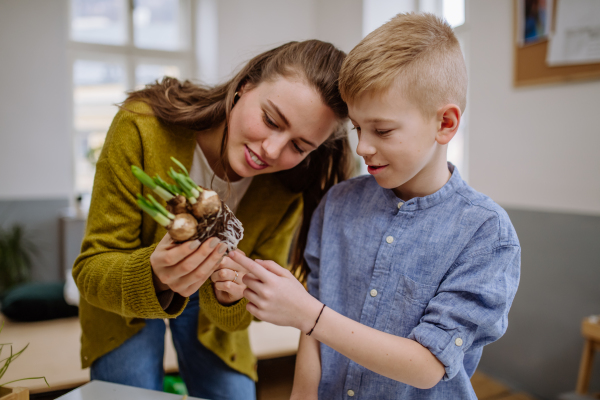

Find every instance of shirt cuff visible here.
[408,323,466,381]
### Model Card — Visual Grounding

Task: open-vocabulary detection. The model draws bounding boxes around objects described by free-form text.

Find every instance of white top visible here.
[189,142,253,213]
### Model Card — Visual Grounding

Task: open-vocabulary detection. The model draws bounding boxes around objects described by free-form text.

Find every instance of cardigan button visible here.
[230,353,237,362]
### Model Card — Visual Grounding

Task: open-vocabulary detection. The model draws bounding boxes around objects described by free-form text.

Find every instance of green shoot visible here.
[131,166,156,189]
[154,175,181,196]
[146,194,175,220]
[153,186,174,202]
[136,197,171,227]
[132,166,173,201]
[184,176,202,192]
[170,157,189,176]
[171,169,200,198]
[168,158,201,193]
[168,169,195,199]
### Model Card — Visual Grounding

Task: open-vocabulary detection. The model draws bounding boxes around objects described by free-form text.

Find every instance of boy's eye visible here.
[375,129,391,135]
[263,112,278,129]
[351,126,361,132]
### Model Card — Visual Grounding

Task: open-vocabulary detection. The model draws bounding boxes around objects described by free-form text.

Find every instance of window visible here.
[361,0,469,180]
[69,0,195,197]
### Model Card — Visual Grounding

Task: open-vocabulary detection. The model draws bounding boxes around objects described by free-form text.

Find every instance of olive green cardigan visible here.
[73,102,302,381]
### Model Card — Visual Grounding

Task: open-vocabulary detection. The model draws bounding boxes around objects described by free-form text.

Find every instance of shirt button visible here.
[386,236,394,244]
[455,338,463,346]
[398,201,404,208]
[370,289,378,297]
[347,389,355,397]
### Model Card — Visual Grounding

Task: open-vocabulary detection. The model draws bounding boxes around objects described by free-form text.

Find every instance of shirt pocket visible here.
[384,274,438,338]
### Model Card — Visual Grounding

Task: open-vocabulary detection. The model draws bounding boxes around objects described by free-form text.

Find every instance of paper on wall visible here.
[547,0,600,66]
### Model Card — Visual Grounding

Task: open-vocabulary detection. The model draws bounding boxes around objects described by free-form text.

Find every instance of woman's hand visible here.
[228,251,323,333]
[150,233,228,297]
[210,251,248,305]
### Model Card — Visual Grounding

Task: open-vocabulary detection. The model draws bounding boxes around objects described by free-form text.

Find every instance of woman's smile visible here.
[244,145,269,170]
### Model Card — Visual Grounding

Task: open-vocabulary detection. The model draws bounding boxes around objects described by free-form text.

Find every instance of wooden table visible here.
[0,316,300,394]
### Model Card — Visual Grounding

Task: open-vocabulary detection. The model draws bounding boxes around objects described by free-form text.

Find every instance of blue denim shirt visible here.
[306,164,520,400]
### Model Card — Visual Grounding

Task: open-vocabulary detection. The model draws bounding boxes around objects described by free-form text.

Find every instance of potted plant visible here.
[0,224,37,298]
[0,322,48,400]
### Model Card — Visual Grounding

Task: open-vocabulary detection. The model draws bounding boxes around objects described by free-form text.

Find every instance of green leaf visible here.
[0,376,50,387]
[131,165,156,189]
[170,157,189,176]
[146,195,175,220]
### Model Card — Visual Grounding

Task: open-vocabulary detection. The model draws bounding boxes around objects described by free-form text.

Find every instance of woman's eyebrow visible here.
[267,99,316,149]
[267,99,290,128]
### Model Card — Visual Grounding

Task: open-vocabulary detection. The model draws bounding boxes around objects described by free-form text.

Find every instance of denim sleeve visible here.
[305,196,327,300]
[408,224,521,381]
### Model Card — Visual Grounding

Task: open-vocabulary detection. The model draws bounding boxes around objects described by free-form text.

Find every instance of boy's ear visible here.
[435,104,461,145]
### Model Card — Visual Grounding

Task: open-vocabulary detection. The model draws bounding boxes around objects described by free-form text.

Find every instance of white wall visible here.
[3,0,597,215]
[468,0,600,216]
[210,0,362,83]
[0,0,72,200]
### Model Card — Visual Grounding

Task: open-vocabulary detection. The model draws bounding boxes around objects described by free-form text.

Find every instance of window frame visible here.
[68,0,197,197]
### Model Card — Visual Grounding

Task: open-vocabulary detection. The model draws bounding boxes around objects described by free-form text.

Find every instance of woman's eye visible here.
[292,141,306,154]
[263,112,278,129]
[351,126,361,132]
[375,129,391,135]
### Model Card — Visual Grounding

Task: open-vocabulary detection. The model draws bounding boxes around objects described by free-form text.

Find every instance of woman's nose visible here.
[261,133,287,161]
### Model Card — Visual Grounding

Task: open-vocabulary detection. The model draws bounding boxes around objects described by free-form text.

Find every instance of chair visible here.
[576,315,600,395]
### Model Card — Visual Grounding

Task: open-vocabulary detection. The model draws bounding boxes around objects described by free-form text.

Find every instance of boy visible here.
[231,12,520,399]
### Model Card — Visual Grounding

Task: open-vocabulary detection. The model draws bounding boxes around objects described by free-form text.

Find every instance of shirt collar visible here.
[380,162,464,211]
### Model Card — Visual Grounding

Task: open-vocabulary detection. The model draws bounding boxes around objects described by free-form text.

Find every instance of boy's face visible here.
[349,87,451,199]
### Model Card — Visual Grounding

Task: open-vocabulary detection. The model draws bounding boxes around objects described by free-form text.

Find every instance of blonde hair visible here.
[339,13,467,119]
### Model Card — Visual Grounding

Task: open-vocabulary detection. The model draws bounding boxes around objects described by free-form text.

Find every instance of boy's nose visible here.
[261,133,287,161]
[356,137,376,157]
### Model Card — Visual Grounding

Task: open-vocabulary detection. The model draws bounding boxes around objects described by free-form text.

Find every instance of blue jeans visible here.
[90,291,256,400]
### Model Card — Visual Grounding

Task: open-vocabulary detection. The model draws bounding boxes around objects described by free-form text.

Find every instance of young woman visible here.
[72,40,354,400]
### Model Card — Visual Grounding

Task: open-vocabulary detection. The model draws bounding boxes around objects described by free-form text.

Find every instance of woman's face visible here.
[226,76,338,179]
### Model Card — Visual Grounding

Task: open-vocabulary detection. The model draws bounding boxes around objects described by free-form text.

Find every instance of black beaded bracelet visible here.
[307,304,326,336]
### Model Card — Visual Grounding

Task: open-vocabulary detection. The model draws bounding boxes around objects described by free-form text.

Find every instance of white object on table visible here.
[55,380,207,400]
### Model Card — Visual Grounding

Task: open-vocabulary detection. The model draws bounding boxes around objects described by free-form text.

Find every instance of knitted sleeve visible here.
[72,109,188,319]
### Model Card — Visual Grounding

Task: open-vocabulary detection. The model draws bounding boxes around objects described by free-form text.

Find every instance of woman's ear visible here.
[435,104,461,145]
[237,81,251,97]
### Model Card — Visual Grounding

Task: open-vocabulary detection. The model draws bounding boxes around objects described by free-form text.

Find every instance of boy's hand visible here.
[229,251,323,333]
[210,251,248,305]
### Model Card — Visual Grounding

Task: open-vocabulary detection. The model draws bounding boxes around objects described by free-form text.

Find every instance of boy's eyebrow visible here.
[348,114,396,124]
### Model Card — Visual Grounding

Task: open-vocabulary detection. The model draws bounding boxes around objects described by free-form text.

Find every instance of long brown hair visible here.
[123,40,354,282]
